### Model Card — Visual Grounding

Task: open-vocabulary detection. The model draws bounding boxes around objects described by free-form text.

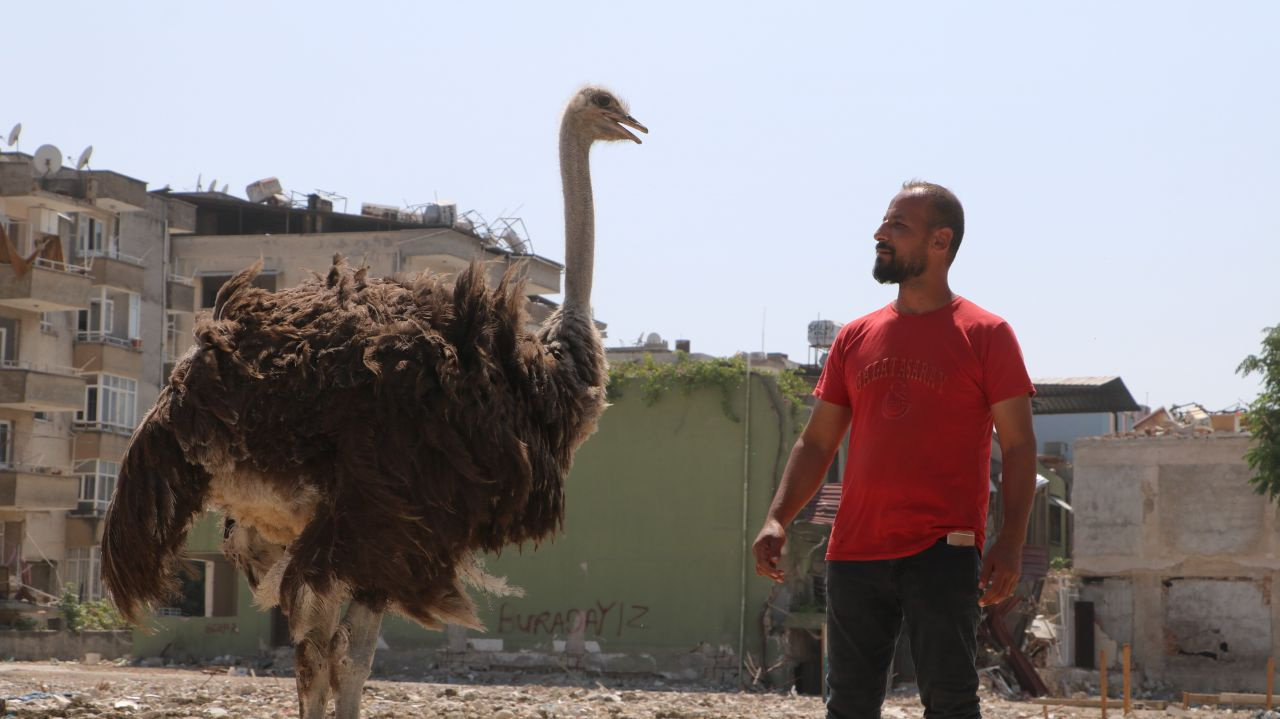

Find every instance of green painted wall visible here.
[383,372,800,665]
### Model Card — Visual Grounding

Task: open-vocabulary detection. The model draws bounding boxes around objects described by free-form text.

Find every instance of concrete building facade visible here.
[1072,433,1272,692]
[0,151,195,605]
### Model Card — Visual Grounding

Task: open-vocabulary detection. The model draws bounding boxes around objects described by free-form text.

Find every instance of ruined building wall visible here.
[1073,434,1272,692]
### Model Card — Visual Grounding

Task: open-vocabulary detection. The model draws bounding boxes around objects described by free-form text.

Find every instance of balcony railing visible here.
[32,257,92,276]
[0,358,80,377]
[72,420,137,436]
[81,244,145,267]
[0,460,73,477]
[75,331,142,350]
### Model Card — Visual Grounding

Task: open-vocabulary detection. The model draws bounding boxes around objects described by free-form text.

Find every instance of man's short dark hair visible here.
[902,180,964,260]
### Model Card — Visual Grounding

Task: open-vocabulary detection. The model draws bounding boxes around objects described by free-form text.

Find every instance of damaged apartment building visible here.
[0,146,196,617]
[1071,405,1267,692]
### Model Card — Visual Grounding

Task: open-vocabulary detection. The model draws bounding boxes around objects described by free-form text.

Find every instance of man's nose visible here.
[874,223,889,243]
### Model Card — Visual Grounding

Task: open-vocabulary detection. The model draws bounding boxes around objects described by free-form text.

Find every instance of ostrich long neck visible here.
[560,119,594,313]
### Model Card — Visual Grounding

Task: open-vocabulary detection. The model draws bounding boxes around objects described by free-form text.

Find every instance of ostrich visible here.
[101,86,646,718]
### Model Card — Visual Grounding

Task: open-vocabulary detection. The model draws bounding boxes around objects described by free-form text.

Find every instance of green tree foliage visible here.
[59,584,128,632]
[1239,325,1280,501]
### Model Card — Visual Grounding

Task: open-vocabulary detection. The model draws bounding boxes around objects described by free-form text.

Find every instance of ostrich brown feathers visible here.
[102,255,607,627]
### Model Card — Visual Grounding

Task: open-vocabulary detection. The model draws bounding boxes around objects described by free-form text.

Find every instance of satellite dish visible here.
[209,178,218,194]
[5,123,19,147]
[32,144,62,177]
[76,145,93,171]
[221,183,229,194]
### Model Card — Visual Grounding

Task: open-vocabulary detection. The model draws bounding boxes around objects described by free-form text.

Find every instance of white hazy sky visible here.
[6,2,1277,410]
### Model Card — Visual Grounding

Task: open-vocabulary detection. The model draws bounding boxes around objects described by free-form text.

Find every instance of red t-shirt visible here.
[814,297,1034,561]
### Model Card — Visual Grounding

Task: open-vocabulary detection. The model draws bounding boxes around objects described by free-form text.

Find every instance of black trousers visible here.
[826,540,982,719]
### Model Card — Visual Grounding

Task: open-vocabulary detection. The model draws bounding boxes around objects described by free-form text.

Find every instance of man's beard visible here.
[872,249,926,284]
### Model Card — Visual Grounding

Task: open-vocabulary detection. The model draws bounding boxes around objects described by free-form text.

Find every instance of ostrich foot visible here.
[331,600,385,719]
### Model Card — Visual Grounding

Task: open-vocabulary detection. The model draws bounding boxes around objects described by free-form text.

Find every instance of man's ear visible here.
[931,227,954,254]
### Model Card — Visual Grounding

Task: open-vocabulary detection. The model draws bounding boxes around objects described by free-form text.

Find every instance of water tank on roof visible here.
[246,177,284,204]
[808,319,840,348]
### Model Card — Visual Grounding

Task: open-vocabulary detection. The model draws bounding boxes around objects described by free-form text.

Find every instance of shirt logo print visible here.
[882,379,911,419]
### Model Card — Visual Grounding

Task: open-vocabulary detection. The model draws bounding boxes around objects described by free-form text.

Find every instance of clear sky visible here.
[6,2,1277,411]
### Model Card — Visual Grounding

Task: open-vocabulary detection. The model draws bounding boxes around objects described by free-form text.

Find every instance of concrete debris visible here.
[2,659,1267,718]
[1123,404,1246,438]
[6,659,1259,718]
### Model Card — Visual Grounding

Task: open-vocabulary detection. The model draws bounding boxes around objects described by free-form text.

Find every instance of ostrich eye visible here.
[592,94,611,108]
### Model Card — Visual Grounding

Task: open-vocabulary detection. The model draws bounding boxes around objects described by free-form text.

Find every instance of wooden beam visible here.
[1122,643,1131,716]
[1100,649,1108,719]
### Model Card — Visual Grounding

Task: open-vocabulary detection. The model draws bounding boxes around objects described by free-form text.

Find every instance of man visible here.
[752,181,1036,719]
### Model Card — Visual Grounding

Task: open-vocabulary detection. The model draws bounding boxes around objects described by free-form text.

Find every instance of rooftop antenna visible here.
[195,173,203,192]
[5,123,20,150]
[75,145,93,171]
[32,144,62,177]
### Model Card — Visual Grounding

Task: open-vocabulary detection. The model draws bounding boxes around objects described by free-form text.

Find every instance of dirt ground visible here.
[0,661,1256,718]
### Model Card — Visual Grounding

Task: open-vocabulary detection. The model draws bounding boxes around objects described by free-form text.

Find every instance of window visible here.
[165,312,183,362]
[78,299,114,336]
[66,547,103,601]
[77,374,138,430]
[77,215,106,256]
[77,459,119,512]
[39,313,55,334]
[0,420,11,466]
[128,293,141,340]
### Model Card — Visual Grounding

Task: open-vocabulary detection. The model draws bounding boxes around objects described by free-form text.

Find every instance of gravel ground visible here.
[0,661,1255,718]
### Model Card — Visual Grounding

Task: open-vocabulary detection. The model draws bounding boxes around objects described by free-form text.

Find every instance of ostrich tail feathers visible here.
[101,393,211,625]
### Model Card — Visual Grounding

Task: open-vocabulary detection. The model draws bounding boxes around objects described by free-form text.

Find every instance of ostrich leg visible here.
[331,600,385,719]
[289,591,341,719]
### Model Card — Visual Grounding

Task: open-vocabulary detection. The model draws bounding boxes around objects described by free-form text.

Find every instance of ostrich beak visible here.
[608,112,648,144]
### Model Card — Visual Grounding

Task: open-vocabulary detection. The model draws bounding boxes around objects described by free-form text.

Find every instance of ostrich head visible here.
[564,86,648,144]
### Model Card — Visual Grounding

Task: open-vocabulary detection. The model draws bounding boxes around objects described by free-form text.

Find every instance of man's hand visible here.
[978,533,1023,607]
[752,518,787,583]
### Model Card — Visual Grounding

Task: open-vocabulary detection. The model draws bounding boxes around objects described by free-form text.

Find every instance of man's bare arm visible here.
[979,393,1037,606]
[752,399,853,582]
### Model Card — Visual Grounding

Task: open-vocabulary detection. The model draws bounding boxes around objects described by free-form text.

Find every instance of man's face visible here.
[872,192,933,285]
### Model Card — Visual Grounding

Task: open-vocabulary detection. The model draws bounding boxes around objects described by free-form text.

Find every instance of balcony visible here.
[74,332,143,376]
[0,258,93,312]
[0,465,78,511]
[167,274,195,313]
[0,362,85,412]
[87,250,145,290]
[73,429,130,464]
